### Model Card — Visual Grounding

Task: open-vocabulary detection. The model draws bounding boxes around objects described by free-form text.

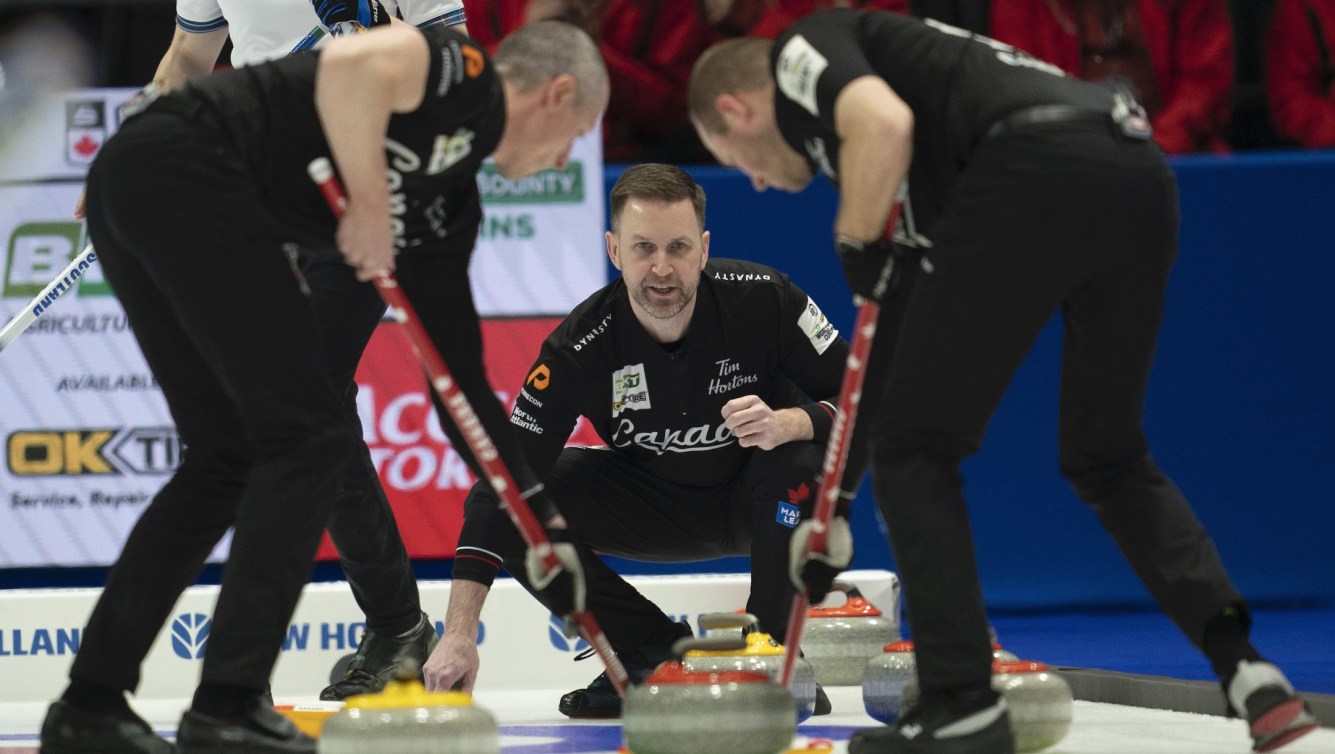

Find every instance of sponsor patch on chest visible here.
[611,363,651,417]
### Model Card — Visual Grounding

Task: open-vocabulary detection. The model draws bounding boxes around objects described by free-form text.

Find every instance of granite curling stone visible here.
[318,675,499,754]
[861,640,1020,723]
[801,582,901,686]
[624,637,797,754]
[685,614,819,721]
[899,660,1074,753]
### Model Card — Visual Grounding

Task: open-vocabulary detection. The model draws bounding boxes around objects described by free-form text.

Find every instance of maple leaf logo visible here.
[73,134,100,157]
[786,481,811,505]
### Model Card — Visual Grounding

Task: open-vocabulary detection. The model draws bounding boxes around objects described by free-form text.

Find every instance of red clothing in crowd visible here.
[708,0,911,38]
[1266,0,1335,148]
[600,0,720,160]
[465,0,719,160]
[990,0,1234,154]
[462,0,525,52]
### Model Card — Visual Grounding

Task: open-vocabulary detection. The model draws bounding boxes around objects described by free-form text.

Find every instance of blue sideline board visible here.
[602,150,1335,609]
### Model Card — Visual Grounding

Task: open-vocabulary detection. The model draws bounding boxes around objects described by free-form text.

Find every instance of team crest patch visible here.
[611,363,651,417]
[427,128,475,174]
[65,100,106,166]
[776,34,829,117]
[797,296,838,354]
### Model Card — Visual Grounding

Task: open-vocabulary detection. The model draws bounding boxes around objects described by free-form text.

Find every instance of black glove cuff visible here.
[543,526,572,546]
[835,236,897,301]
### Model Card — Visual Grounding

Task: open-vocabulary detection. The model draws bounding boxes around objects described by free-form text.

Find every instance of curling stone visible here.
[898,660,1073,753]
[861,640,916,723]
[801,582,901,686]
[861,640,1019,723]
[685,614,819,721]
[274,704,340,739]
[623,637,796,754]
[699,611,758,640]
[318,676,499,754]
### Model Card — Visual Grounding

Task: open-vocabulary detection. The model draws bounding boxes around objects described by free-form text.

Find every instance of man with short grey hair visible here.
[41,19,607,754]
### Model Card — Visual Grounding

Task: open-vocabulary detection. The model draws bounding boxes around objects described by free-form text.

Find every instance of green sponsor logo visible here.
[4,222,110,298]
[477,162,584,204]
[478,213,535,240]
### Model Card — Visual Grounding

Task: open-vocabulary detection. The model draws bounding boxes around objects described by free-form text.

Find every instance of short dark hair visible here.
[688,37,774,134]
[608,163,706,232]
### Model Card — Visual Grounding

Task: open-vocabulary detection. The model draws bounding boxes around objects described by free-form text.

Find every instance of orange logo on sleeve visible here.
[526,364,551,390]
[461,46,485,78]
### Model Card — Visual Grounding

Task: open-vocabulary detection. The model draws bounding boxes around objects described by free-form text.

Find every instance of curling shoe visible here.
[320,612,437,700]
[558,644,675,719]
[1226,660,1319,752]
[176,700,314,753]
[39,700,173,754]
[848,694,1013,754]
[814,683,833,715]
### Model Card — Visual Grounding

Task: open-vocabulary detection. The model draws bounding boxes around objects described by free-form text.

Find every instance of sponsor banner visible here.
[0,88,607,568]
[0,90,136,182]
[0,183,193,568]
[468,131,606,316]
[0,570,900,702]
[2,88,606,316]
[316,319,604,560]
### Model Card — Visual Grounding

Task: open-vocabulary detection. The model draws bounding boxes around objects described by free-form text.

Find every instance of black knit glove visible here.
[836,236,919,304]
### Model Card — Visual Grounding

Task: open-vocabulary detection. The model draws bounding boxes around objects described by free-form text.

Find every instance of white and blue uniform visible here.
[175,0,466,64]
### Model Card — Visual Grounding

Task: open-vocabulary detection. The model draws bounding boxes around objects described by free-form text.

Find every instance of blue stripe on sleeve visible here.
[290,26,327,54]
[176,14,228,33]
[417,7,467,28]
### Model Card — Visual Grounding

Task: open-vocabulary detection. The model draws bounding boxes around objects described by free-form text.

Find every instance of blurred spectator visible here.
[463,0,601,51]
[600,0,718,161]
[0,12,95,170]
[468,1,914,161]
[910,0,990,33]
[990,0,1235,154]
[1266,0,1335,148]
[465,0,717,162]
[699,1,910,38]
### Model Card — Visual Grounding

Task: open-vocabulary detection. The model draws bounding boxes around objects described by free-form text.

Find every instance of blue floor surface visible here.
[988,605,1335,695]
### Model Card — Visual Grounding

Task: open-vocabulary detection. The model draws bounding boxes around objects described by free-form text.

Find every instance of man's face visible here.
[607,198,709,323]
[497,81,603,179]
[697,116,813,193]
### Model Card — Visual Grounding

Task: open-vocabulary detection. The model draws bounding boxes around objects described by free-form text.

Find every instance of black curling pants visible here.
[73,105,358,693]
[459,441,826,653]
[862,122,1245,698]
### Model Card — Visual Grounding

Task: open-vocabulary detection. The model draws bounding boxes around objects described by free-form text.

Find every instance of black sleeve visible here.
[419,27,497,113]
[773,14,878,132]
[776,276,848,445]
[451,341,585,586]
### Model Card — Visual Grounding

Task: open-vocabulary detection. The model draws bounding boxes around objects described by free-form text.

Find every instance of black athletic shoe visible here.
[814,683,832,715]
[39,700,173,754]
[848,696,1014,754]
[176,702,314,753]
[319,612,437,701]
[557,646,672,718]
[1226,661,1319,752]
